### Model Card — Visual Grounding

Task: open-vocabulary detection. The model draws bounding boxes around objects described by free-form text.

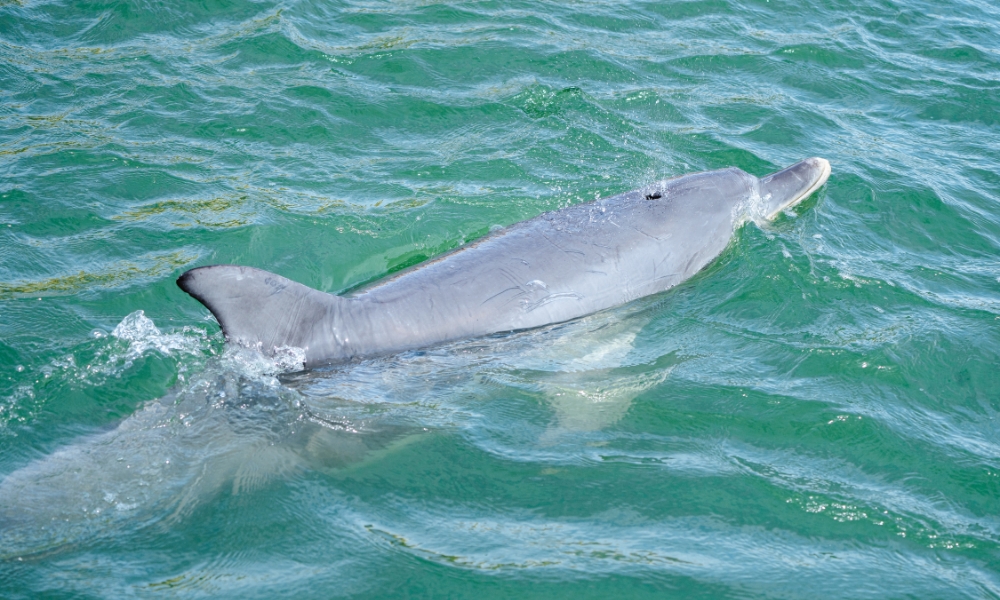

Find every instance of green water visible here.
[2,0,999,597]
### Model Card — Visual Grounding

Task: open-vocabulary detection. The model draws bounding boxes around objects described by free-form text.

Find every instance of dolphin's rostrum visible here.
[178,158,831,368]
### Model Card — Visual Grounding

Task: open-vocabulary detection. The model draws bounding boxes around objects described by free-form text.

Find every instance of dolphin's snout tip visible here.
[806,157,832,189]
[798,157,832,203]
[758,157,832,220]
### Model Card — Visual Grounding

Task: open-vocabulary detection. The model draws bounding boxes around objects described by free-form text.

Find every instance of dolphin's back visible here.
[179,159,830,367]
[353,167,753,331]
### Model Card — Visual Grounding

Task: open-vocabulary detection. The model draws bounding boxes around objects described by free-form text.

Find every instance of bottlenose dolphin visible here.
[178,158,830,367]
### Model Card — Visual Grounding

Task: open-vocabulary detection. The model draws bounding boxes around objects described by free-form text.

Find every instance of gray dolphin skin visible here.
[178,158,830,368]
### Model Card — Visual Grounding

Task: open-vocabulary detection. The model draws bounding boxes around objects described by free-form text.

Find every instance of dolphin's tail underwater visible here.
[756,157,831,220]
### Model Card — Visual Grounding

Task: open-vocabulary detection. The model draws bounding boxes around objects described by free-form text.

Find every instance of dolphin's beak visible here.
[758,157,831,220]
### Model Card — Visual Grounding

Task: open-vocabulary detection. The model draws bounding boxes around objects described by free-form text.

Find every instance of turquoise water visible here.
[2,0,999,596]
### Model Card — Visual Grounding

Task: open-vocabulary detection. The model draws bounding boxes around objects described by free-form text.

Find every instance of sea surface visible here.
[2,0,999,597]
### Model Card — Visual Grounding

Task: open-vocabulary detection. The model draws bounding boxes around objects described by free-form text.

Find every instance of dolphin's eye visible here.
[645,191,662,200]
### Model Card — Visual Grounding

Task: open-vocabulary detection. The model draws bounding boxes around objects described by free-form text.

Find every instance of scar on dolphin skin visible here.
[177,158,831,368]
[481,286,524,307]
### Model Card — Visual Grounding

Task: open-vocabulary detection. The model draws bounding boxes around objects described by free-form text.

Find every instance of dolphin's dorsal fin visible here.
[178,265,337,357]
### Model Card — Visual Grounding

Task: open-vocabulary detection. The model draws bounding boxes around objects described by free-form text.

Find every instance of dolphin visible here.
[178,158,830,368]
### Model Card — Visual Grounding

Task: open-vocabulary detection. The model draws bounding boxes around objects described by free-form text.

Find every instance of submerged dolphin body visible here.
[179,158,831,368]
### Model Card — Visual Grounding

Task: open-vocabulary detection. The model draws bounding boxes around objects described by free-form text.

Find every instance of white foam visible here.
[217,343,307,380]
[110,310,206,365]
[737,180,771,227]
